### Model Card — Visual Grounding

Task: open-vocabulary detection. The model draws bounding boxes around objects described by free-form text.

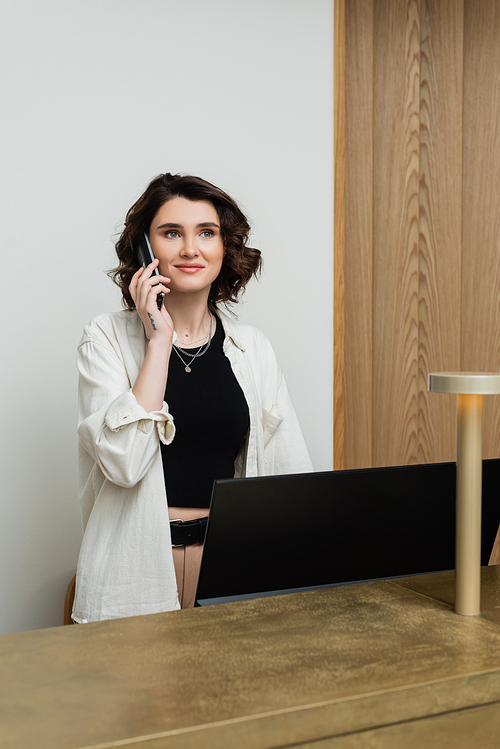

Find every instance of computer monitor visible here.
[195,459,500,606]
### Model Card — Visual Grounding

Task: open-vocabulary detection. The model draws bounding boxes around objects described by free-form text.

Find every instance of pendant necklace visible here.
[172,312,213,373]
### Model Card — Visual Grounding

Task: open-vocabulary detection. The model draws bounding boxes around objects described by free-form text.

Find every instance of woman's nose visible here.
[181,235,198,256]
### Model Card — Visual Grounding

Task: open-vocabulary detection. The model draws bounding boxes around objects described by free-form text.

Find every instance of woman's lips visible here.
[174,264,204,274]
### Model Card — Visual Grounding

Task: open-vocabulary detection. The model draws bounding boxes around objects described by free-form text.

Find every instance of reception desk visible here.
[2,567,500,748]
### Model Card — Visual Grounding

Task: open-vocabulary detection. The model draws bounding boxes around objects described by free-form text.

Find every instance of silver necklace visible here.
[172,312,213,373]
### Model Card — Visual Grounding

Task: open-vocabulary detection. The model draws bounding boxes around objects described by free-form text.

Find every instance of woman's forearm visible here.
[132,338,171,412]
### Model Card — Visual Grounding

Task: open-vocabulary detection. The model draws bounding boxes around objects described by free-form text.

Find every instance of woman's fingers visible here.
[130,258,159,286]
[140,283,171,308]
[129,260,174,340]
[130,260,170,308]
[137,278,170,311]
[130,263,154,306]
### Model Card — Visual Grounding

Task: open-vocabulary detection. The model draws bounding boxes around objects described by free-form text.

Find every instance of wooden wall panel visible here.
[336,0,500,470]
[344,0,374,469]
[418,0,463,463]
[463,0,500,459]
[373,0,421,467]
[334,0,345,469]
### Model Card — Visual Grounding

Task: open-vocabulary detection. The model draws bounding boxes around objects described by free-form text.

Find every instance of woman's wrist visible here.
[146,336,173,359]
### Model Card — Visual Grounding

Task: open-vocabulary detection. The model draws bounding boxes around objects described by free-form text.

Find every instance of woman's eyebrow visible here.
[155,222,220,230]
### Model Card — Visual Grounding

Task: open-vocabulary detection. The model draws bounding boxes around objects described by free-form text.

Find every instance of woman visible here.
[72,173,313,623]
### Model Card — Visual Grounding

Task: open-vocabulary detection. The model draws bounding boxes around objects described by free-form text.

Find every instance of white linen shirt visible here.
[73,309,313,623]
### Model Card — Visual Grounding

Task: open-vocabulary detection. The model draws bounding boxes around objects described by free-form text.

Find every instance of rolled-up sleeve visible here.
[77,338,175,489]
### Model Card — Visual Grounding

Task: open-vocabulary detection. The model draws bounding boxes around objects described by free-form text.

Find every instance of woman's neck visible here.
[164,292,214,347]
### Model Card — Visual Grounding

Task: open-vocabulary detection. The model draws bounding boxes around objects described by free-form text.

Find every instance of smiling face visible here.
[148,197,225,298]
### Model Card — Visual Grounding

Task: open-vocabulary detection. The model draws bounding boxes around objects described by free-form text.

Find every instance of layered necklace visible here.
[172,312,213,373]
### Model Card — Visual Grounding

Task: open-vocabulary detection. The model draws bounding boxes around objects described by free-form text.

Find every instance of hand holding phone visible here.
[134,232,165,311]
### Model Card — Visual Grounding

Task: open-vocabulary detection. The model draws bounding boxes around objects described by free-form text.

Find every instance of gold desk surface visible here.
[2,567,500,749]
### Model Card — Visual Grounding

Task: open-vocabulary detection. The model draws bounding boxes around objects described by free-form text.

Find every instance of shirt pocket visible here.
[261,406,284,448]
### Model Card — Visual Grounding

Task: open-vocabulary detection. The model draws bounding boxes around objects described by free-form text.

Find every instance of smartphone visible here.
[134,232,164,310]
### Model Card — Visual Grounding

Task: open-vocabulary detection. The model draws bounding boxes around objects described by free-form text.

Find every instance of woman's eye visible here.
[201,230,214,238]
[165,231,179,239]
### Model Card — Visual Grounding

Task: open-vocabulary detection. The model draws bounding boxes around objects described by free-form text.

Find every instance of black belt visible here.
[170,516,208,547]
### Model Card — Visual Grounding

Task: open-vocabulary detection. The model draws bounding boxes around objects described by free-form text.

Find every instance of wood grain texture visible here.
[373,0,421,466]
[462,0,500,459]
[418,0,463,463]
[344,0,374,469]
[339,0,500,469]
[334,0,346,469]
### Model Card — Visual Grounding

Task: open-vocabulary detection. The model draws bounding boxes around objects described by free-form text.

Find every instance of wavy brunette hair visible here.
[109,173,262,313]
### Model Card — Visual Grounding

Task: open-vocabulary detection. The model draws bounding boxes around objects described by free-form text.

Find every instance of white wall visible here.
[0,0,333,633]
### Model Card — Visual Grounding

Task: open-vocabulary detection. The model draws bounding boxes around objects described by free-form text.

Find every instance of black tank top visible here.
[160,316,250,508]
